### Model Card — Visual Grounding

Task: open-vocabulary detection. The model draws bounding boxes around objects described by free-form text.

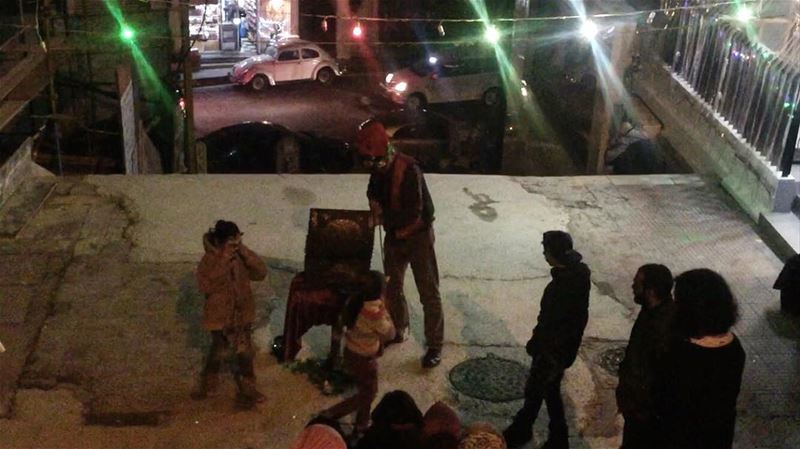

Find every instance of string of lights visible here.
[0,0,761,52]
[300,0,751,23]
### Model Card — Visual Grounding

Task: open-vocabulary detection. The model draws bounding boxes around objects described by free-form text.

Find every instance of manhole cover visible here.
[449,353,528,402]
[599,345,627,376]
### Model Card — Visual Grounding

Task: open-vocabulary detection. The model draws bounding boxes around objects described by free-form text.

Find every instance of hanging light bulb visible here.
[484,24,500,45]
[352,21,363,39]
[735,6,754,22]
[321,17,328,32]
[580,19,598,41]
[437,21,445,37]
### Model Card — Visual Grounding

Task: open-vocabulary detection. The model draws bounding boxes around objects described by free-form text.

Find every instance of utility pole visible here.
[181,2,197,173]
[43,5,63,176]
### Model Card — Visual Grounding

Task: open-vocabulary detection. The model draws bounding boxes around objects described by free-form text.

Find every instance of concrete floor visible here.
[0,173,797,448]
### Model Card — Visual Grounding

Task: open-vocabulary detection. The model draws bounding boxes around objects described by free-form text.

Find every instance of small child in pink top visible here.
[321,270,396,435]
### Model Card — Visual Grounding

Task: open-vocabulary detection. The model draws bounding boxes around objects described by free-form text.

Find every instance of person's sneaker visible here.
[421,349,441,368]
[251,389,266,403]
[235,392,257,410]
[190,375,218,400]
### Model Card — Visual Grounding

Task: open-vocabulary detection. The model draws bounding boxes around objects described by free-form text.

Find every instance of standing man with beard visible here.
[616,264,676,449]
[356,120,443,369]
[503,231,591,449]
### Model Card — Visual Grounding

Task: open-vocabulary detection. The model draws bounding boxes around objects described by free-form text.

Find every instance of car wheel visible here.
[317,68,334,85]
[406,94,425,111]
[250,75,268,91]
[483,87,502,108]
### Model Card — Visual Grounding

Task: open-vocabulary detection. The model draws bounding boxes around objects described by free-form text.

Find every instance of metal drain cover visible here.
[599,345,627,376]
[449,353,528,402]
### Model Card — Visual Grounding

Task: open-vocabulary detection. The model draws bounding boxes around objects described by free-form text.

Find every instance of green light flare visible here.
[120,25,135,42]
[103,0,173,110]
[484,25,500,44]
[463,0,559,139]
[735,6,753,23]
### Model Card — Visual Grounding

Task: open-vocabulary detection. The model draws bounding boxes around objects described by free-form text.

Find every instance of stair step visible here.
[0,179,56,238]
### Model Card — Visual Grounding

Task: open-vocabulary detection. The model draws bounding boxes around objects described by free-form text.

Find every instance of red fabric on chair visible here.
[283,272,348,362]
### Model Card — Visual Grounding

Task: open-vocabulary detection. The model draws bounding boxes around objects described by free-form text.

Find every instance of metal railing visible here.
[661,1,800,176]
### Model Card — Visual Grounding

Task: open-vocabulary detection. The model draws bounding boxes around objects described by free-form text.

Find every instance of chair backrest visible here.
[304,208,374,285]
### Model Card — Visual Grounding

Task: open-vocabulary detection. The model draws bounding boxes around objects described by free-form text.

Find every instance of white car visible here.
[229,39,341,91]
[382,57,503,110]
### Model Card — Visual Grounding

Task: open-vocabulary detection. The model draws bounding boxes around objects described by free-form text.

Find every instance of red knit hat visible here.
[357,120,389,157]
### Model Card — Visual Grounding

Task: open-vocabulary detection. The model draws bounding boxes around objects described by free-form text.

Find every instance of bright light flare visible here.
[580,20,598,41]
[385,73,394,84]
[394,81,408,92]
[120,25,135,42]
[735,6,753,22]
[428,56,438,65]
[352,22,363,38]
[484,25,500,44]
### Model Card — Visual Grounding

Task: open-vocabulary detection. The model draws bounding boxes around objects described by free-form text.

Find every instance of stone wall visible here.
[634,62,796,220]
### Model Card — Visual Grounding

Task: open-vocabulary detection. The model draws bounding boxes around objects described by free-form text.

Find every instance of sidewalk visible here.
[0,173,797,448]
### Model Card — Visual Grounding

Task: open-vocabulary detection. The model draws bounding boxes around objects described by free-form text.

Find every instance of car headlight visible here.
[394,81,408,92]
[385,73,394,84]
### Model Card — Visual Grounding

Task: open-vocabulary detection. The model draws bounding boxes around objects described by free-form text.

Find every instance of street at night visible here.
[194,77,387,142]
[2,0,800,448]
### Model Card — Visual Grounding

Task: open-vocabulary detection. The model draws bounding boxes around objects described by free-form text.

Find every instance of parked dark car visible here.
[371,109,458,172]
[197,122,354,173]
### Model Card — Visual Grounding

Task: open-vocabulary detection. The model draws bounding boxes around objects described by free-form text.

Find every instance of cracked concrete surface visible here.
[0,174,797,449]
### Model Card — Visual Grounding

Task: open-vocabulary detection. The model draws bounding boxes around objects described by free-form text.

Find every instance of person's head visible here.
[357,120,395,173]
[458,422,506,449]
[541,230,573,267]
[371,390,423,430]
[209,220,242,251]
[343,270,386,327]
[290,421,347,449]
[304,415,346,442]
[673,268,739,338]
[633,264,673,307]
[421,401,461,449]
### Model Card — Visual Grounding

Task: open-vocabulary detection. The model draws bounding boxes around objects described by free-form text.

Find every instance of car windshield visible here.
[246,54,274,65]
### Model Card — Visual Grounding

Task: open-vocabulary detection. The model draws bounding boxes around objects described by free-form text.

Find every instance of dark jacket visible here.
[527,250,591,368]
[367,153,435,236]
[654,336,745,449]
[616,300,676,419]
[774,254,800,314]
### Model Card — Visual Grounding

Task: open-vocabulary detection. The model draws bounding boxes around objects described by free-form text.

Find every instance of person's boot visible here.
[235,376,265,408]
[540,437,568,449]
[540,429,569,449]
[503,420,533,449]
[422,348,441,368]
[384,328,408,348]
[190,373,218,400]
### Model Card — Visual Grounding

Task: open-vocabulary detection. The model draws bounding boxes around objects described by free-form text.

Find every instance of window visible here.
[302,48,320,59]
[278,50,300,61]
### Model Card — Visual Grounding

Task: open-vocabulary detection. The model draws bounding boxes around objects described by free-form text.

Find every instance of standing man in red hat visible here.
[356,119,443,368]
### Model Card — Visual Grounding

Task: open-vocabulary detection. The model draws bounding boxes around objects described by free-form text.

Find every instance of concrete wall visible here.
[0,137,34,210]
[635,62,796,220]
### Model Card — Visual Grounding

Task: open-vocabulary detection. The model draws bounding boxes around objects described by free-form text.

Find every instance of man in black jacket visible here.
[503,231,591,449]
[616,264,675,449]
